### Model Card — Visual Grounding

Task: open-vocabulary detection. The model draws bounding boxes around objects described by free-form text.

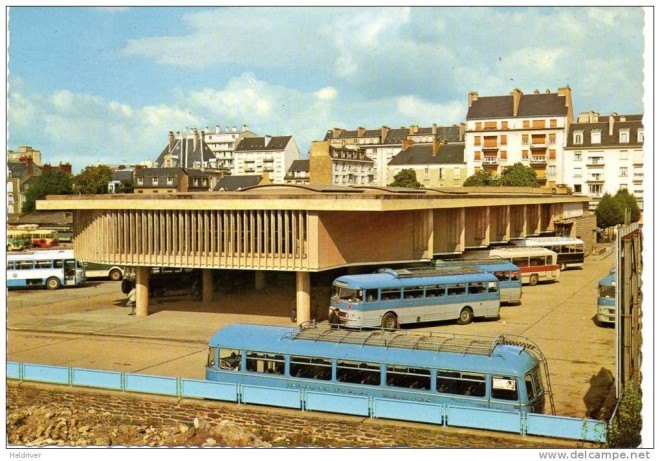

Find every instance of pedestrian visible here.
[127,286,136,315]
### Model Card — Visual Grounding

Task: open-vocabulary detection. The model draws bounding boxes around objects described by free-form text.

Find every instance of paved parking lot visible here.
[7,245,617,418]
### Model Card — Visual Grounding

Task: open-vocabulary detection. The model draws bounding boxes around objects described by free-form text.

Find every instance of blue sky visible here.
[6,6,650,173]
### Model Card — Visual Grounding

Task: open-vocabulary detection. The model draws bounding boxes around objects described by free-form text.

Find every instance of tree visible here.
[498,162,539,187]
[73,165,113,195]
[613,189,641,224]
[389,169,423,188]
[22,170,73,213]
[463,170,499,187]
[115,179,135,194]
[595,193,624,230]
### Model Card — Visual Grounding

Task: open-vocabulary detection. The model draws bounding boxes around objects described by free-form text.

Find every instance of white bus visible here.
[7,250,86,290]
[82,262,125,281]
[488,247,560,286]
[511,237,585,270]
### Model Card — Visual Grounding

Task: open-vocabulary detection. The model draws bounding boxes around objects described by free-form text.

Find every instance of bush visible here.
[607,381,642,448]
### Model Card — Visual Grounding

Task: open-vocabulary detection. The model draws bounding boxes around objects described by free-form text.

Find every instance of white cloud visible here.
[396,96,464,125]
[315,87,338,101]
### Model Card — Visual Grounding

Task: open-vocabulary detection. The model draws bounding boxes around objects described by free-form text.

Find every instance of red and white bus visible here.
[487,247,560,286]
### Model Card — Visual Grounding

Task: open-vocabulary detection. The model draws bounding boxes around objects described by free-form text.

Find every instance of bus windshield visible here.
[599,284,615,298]
[332,285,363,302]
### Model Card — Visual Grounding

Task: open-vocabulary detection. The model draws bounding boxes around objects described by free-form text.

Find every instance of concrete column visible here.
[202,269,213,302]
[255,271,266,291]
[296,271,311,325]
[135,266,150,317]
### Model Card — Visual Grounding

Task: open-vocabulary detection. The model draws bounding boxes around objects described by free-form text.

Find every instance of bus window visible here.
[437,371,486,397]
[512,257,528,268]
[447,284,466,296]
[403,286,424,299]
[54,260,63,269]
[381,288,401,301]
[290,356,332,380]
[426,285,445,298]
[35,260,53,269]
[365,289,378,302]
[333,286,362,302]
[386,365,431,390]
[529,256,545,266]
[246,351,284,374]
[491,376,519,401]
[511,271,520,281]
[545,255,553,265]
[7,262,15,270]
[336,360,380,385]
[468,282,486,294]
[525,374,535,400]
[599,284,615,298]
[219,348,242,370]
[207,347,217,368]
[17,261,33,270]
[487,282,498,293]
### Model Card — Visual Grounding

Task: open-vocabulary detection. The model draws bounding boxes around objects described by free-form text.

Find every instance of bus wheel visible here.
[109,269,123,282]
[381,312,398,329]
[457,307,473,325]
[529,274,539,286]
[46,277,61,290]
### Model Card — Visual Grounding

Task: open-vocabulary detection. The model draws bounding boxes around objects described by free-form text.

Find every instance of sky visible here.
[6,5,651,174]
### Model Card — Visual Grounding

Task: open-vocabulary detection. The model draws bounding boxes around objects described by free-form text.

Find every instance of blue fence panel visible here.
[526,414,606,442]
[242,385,302,409]
[125,373,178,396]
[7,361,21,379]
[373,398,444,425]
[305,392,370,417]
[181,379,239,402]
[447,406,522,434]
[23,363,70,384]
[72,368,122,390]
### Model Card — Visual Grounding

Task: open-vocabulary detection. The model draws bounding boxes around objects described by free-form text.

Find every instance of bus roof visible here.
[333,269,497,289]
[208,324,539,375]
[435,258,519,271]
[8,249,75,260]
[489,247,557,256]
[599,274,616,286]
[512,237,584,247]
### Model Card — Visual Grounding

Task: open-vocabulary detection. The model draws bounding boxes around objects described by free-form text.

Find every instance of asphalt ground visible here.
[6,244,617,419]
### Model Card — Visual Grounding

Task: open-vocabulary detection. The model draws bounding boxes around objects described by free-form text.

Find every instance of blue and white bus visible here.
[206,323,554,415]
[596,269,616,326]
[7,249,86,290]
[329,267,500,329]
[435,258,522,305]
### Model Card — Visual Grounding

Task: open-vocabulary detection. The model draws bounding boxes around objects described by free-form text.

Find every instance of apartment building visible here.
[564,112,644,211]
[465,87,574,187]
[388,140,466,187]
[134,168,212,194]
[154,129,217,170]
[233,135,300,184]
[309,141,374,186]
[284,159,311,185]
[324,124,464,186]
[203,124,258,172]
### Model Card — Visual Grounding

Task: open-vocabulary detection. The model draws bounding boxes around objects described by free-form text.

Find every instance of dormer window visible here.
[591,130,601,144]
[152,177,159,186]
[619,129,630,144]
[137,177,144,186]
[637,128,644,143]
[573,131,583,145]
[166,176,174,185]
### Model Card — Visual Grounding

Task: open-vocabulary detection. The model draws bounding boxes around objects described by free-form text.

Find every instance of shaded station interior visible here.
[38,185,595,320]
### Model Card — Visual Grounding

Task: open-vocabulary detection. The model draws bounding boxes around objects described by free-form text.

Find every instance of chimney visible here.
[511,88,523,117]
[432,139,441,156]
[408,125,419,135]
[458,122,466,141]
[215,125,221,134]
[193,128,199,151]
[357,127,366,137]
[609,113,615,136]
[242,124,248,132]
[26,157,34,175]
[168,131,175,152]
[59,163,72,175]
[402,139,414,150]
[468,91,478,107]
[380,126,390,142]
[264,135,271,147]
[432,123,437,135]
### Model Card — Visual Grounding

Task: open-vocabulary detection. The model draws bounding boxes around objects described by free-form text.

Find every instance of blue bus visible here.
[434,258,522,305]
[7,249,86,290]
[329,267,500,329]
[206,323,554,415]
[596,269,616,326]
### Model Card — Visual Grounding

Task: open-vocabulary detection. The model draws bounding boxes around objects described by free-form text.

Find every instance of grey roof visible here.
[287,159,310,172]
[566,115,644,148]
[8,162,27,177]
[466,92,569,119]
[388,143,466,166]
[154,137,215,168]
[235,136,292,152]
[323,125,463,144]
[213,175,264,191]
[111,170,134,182]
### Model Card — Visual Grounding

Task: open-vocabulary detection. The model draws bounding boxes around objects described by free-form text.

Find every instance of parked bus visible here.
[596,269,616,326]
[7,230,33,251]
[487,247,560,286]
[206,323,554,415]
[512,237,585,270]
[30,229,60,248]
[7,249,86,290]
[329,267,500,329]
[82,262,125,281]
[435,258,522,305]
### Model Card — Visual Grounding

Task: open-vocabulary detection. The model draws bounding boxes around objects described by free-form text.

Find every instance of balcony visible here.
[530,156,547,165]
[586,176,605,184]
[586,158,605,167]
[481,157,499,165]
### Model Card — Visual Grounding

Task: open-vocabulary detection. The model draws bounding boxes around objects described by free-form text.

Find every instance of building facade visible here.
[388,140,467,188]
[203,124,258,172]
[563,112,644,211]
[154,129,217,170]
[284,159,311,185]
[134,168,212,194]
[233,136,300,184]
[309,141,374,186]
[465,87,574,187]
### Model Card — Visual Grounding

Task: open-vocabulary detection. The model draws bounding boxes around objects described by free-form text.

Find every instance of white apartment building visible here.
[233,136,300,184]
[284,159,311,185]
[203,124,257,172]
[465,87,574,187]
[563,112,644,211]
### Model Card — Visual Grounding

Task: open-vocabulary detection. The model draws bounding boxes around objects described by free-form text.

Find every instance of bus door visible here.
[64,260,77,285]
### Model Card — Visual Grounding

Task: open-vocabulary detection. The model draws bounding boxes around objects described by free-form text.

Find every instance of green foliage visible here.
[607,381,642,448]
[73,165,114,195]
[596,193,625,229]
[463,170,499,186]
[613,189,641,223]
[116,179,135,193]
[389,169,423,188]
[22,170,73,213]
[499,162,539,187]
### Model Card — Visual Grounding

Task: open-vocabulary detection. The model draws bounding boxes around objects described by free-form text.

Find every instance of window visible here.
[573,132,583,145]
[522,134,529,145]
[589,184,603,197]
[619,150,629,161]
[474,152,481,161]
[403,286,425,299]
[425,284,446,298]
[522,150,529,159]
[619,130,630,143]
[424,167,429,177]
[532,120,545,129]
[475,122,483,130]
[438,168,444,179]
[619,167,628,177]
[166,176,174,185]
[574,152,582,161]
[447,283,466,296]
[573,167,582,178]
[336,360,380,385]
[151,177,159,186]
[246,351,285,374]
[290,356,332,380]
[474,136,481,146]
[501,121,508,129]
[500,135,507,145]
[637,129,644,143]
[218,348,242,370]
[574,185,582,193]
[137,177,144,185]
[485,121,497,130]
[550,119,557,128]
[386,365,431,390]
[523,120,530,129]
[547,165,556,176]
[437,371,486,396]
[491,376,519,401]
[591,130,601,144]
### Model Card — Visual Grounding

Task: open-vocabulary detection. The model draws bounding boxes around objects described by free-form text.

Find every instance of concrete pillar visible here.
[255,271,266,291]
[135,266,150,317]
[202,269,213,303]
[296,271,311,325]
